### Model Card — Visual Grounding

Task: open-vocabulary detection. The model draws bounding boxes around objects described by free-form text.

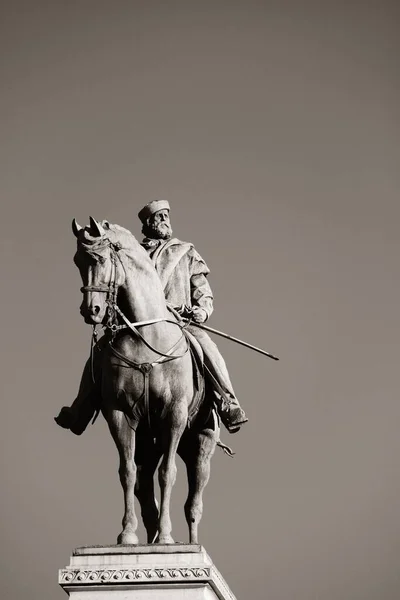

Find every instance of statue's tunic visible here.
[141,237,214,319]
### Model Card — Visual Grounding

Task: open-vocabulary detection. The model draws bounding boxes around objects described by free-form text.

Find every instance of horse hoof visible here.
[117,531,139,545]
[157,534,175,544]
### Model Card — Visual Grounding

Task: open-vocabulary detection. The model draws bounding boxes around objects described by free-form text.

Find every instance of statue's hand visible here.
[191,307,207,323]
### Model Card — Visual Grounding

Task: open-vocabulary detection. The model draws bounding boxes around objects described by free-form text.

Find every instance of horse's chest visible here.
[106,362,169,411]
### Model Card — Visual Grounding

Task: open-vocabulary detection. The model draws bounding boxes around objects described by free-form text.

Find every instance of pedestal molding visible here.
[60,566,210,585]
[59,545,237,599]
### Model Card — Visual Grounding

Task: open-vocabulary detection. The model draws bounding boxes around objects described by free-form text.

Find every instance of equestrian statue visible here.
[55,200,277,544]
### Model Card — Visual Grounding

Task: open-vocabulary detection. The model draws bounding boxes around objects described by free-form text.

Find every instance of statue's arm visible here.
[189,248,214,321]
[191,273,214,320]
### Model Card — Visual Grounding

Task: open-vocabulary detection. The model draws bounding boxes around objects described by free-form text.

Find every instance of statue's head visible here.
[138,199,173,240]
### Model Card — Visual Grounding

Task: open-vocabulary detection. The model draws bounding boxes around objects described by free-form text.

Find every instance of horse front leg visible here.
[134,440,162,543]
[107,410,139,545]
[157,406,187,544]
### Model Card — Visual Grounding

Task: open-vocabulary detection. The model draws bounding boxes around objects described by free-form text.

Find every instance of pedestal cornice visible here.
[59,544,237,600]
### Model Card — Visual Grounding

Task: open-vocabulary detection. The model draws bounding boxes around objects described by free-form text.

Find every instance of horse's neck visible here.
[120,254,169,323]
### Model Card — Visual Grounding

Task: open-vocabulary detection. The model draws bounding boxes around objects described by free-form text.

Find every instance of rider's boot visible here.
[55,392,98,435]
[213,390,248,434]
[55,345,102,435]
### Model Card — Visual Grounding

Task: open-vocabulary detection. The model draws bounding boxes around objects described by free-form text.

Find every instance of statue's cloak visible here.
[142,237,214,318]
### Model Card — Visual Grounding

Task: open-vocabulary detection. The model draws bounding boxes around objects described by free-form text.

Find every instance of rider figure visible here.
[55,200,248,434]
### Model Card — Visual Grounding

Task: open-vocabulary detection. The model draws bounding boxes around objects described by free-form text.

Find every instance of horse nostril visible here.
[93,305,101,315]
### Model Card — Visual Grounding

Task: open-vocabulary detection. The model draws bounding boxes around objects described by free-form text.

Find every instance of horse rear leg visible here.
[157,406,187,544]
[180,428,218,544]
[106,410,139,545]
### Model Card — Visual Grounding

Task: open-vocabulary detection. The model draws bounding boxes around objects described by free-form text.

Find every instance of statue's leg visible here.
[106,408,139,545]
[187,326,248,433]
[54,338,105,435]
[179,421,218,544]
[157,403,188,544]
[134,436,162,543]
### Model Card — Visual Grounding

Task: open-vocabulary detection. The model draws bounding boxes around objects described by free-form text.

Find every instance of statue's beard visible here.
[144,222,173,240]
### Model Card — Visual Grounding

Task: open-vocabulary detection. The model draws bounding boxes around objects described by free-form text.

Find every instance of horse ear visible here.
[72,218,83,237]
[89,216,105,237]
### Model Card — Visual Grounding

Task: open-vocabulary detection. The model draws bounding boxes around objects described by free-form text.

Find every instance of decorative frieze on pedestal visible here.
[59,544,237,599]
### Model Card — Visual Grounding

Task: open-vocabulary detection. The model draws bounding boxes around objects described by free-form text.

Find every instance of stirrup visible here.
[227,417,249,434]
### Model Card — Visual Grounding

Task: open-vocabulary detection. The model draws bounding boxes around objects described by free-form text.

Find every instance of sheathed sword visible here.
[182,319,279,361]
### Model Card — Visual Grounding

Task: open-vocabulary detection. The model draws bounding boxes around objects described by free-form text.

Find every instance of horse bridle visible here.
[80,240,121,333]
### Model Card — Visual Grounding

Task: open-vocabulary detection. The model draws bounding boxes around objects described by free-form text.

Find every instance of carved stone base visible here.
[59,544,237,599]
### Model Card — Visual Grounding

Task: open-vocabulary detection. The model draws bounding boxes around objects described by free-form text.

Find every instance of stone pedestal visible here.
[59,544,237,599]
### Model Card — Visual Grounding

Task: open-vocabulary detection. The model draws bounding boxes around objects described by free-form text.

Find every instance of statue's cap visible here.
[138,200,170,223]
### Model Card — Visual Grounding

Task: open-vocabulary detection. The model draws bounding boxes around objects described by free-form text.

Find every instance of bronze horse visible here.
[73,217,219,545]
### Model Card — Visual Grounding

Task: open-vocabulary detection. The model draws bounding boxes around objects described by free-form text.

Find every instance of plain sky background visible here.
[1,1,399,599]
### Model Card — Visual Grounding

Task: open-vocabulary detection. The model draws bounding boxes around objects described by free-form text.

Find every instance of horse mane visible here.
[104,222,137,246]
[76,220,153,268]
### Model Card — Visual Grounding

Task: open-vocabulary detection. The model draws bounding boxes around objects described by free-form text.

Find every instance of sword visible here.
[182,318,279,361]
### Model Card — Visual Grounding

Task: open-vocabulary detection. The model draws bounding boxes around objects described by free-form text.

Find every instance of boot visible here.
[215,392,248,434]
[55,344,104,435]
[54,393,99,435]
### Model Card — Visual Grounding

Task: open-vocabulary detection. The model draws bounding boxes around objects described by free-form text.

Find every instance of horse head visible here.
[73,217,126,325]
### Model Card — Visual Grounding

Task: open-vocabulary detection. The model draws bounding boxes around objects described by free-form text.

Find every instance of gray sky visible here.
[1,2,399,599]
